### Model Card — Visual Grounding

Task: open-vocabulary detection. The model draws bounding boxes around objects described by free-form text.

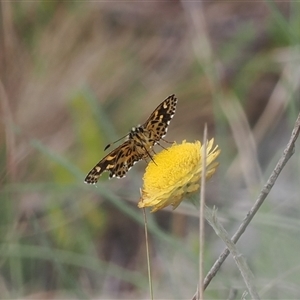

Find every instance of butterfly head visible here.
[129,125,144,139]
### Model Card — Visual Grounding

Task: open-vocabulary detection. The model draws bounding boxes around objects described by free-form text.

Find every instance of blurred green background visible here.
[1,1,300,299]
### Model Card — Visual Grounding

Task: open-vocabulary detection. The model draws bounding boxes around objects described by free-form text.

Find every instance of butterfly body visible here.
[85,94,177,184]
[129,126,156,154]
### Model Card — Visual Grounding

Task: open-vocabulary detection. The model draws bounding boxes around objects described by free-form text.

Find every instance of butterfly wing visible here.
[84,140,144,184]
[143,94,177,142]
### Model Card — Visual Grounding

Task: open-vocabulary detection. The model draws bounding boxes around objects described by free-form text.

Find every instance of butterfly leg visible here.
[161,138,174,144]
[142,150,158,166]
[156,142,169,151]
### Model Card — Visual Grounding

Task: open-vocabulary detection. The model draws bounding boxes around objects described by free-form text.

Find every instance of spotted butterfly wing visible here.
[84,140,144,183]
[84,94,178,184]
[143,94,177,143]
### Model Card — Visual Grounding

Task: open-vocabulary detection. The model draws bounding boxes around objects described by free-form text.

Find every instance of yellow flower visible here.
[138,139,220,212]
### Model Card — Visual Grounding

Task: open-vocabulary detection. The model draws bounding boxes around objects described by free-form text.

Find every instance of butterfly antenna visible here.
[104,133,128,151]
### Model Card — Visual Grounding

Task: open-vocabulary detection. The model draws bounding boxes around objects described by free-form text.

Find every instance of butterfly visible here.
[84,94,178,184]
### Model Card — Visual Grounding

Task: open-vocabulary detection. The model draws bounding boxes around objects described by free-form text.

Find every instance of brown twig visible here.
[205,206,261,299]
[203,112,300,290]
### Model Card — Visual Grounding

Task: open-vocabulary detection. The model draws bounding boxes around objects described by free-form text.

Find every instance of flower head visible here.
[138,139,220,212]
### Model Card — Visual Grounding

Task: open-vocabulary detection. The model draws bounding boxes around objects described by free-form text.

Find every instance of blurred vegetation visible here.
[1,1,300,299]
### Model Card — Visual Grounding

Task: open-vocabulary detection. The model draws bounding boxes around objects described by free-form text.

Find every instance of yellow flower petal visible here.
[138,139,221,212]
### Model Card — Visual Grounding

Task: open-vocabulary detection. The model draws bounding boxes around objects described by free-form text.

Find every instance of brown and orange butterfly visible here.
[84,94,178,184]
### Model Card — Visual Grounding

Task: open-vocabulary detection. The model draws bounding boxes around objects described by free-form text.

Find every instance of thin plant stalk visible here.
[199,124,207,299]
[142,208,153,300]
[205,206,260,299]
